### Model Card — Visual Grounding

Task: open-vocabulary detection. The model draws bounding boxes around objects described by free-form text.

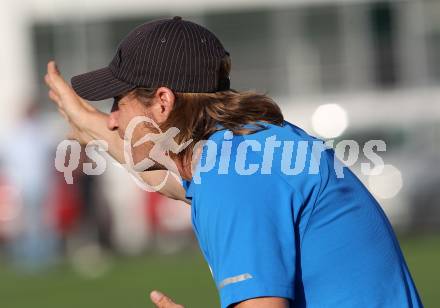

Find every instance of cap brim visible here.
[71,67,136,101]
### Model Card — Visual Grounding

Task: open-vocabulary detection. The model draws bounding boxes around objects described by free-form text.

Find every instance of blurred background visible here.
[0,0,439,307]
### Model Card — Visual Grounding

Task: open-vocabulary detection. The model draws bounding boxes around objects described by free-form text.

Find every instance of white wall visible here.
[28,0,377,20]
[0,1,35,136]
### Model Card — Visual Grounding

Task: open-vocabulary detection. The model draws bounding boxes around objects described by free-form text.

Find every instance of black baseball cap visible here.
[71,16,230,101]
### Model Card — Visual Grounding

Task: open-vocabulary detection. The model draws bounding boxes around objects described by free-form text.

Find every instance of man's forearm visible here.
[79,109,187,202]
[81,110,126,162]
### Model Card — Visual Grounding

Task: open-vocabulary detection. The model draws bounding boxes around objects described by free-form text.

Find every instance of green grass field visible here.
[0,234,438,308]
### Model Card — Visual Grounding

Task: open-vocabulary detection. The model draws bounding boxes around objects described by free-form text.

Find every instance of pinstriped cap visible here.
[71,16,230,101]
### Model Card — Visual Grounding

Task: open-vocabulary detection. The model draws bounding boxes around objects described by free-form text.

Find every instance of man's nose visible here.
[107,111,119,131]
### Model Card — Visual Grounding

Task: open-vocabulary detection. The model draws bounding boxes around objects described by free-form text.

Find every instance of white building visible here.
[2,0,440,230]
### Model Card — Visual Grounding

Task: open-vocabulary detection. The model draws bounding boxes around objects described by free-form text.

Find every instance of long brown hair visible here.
[133,55,284,165]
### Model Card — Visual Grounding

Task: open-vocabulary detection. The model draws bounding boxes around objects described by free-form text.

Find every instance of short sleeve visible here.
[193,172,297,308]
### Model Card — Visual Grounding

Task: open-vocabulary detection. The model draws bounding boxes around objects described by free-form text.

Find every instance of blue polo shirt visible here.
[183,121,422,308]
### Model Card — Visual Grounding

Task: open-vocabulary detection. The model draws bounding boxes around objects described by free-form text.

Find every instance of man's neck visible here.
[176,145,202,181]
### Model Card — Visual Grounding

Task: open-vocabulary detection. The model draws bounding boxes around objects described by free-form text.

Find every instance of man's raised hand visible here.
[44,60,95,129]
[150,290,184,308]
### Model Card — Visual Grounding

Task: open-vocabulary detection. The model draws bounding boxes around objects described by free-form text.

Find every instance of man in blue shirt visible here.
[184,122,422,307]
[44,16,422,308]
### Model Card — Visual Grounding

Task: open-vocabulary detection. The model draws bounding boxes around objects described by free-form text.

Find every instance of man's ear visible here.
[151,87,175,124]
